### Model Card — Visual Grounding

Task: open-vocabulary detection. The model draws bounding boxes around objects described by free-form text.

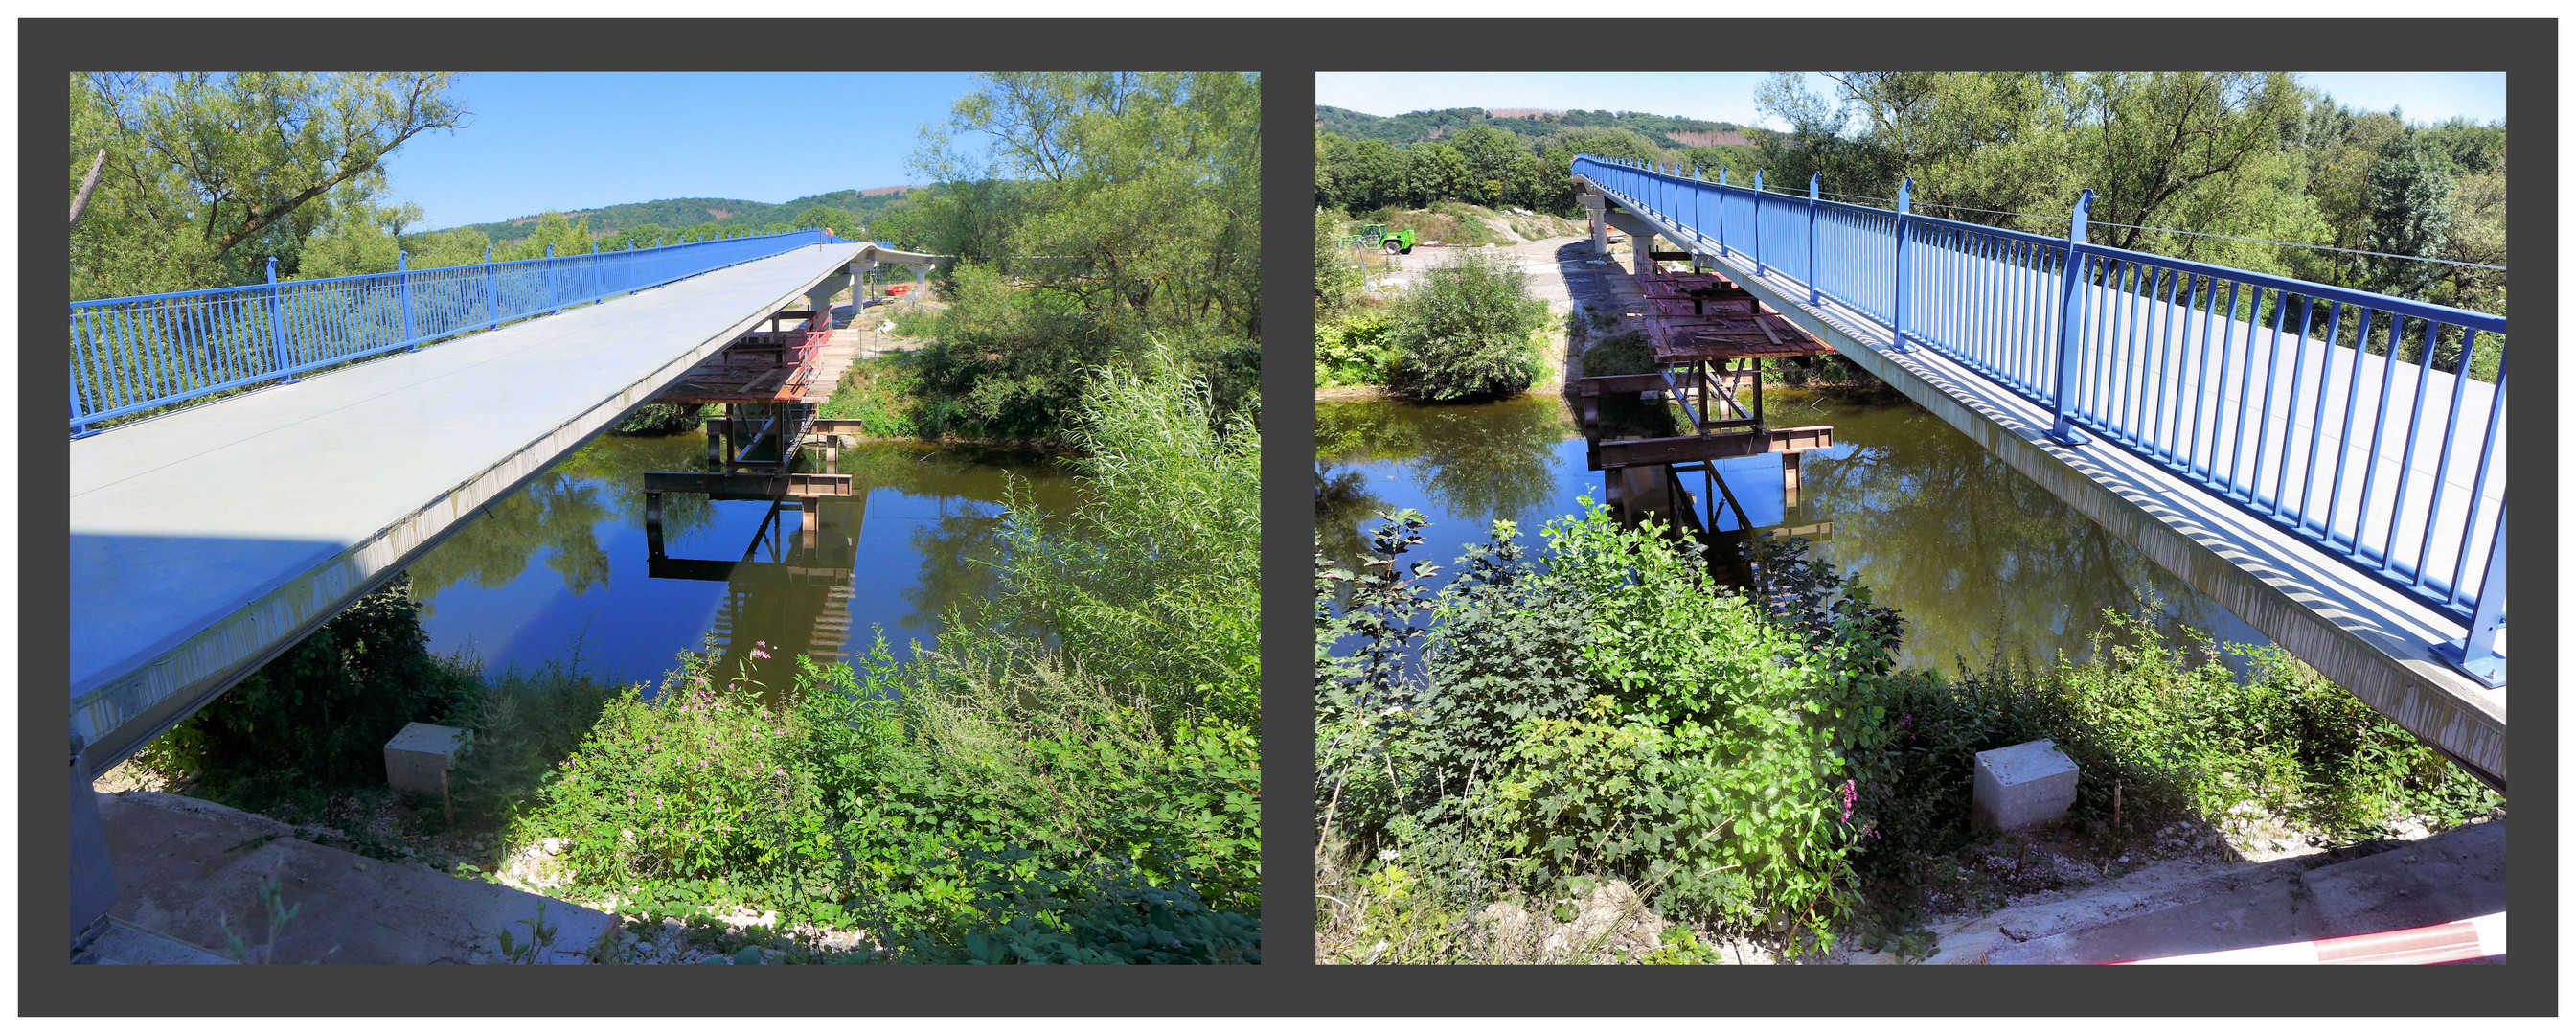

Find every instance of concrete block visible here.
[384,723,469,798]
[1972,739,2077,831]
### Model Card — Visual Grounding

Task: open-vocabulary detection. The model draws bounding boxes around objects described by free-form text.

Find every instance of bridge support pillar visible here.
[806,270,853,330]
[1607,212,1657,278]
[1581,192,1609,256]
[848,260,879,313]
[70,735,119,953]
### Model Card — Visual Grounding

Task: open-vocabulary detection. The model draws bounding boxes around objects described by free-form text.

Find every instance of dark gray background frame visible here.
[19,16,2554,1016]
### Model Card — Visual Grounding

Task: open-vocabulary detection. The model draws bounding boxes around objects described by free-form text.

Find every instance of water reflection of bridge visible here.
[645,481,867,678]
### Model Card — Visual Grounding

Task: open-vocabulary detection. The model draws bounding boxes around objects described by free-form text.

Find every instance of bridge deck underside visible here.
[1586,179,2505,789]
[67,243,867,767]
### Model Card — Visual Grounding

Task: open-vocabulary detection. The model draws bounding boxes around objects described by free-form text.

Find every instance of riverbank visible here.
[109,350,1260,964]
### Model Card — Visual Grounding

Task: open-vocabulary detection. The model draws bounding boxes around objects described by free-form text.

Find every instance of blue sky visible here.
[1317,71,2508,129]
[379,72,983,230]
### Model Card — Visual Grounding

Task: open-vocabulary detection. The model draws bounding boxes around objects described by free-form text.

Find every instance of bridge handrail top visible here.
[69,228,835,310]
[1570,154,2508,333]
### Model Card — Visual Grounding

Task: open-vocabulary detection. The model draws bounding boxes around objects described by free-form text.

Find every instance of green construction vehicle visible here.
[1341,222,1417,255]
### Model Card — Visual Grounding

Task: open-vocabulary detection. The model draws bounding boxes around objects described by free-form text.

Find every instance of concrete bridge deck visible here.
[1575,174,2506,790]
[66,241,943,769]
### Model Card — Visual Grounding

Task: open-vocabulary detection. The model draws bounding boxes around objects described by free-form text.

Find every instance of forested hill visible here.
[448,186,922,242]
[1315,104,1754,150]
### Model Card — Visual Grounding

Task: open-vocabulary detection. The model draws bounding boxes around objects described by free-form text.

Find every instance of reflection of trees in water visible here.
[406,435,716,610]
[1402,402,1572,533]
[1314,395,1573,534]
[408,472,614,608]
[901,503,1013,635]
[1799,403,2216,671]
[1314,462,1386,599]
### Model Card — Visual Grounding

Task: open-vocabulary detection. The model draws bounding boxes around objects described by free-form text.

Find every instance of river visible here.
[1317,389,2269,675]
[402,430,1077,696]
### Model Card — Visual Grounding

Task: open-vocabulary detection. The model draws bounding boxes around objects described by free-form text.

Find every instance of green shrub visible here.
[1581,330,1658,378]
[1318,506,1893,956]
[1316,208,1362,322]
[1386,249,1549,402]
[1316,312,1399,387]
[819,355,919,439]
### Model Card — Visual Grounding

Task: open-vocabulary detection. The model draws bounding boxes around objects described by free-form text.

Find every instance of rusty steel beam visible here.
[643,471,852,500]
[1592,425,1835,470]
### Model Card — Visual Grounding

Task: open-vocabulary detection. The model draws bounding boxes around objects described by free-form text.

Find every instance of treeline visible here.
[1316,121,1752,218]
[453,188,915,245]
[1316,104,1755,152]
[1748,72,2506,315]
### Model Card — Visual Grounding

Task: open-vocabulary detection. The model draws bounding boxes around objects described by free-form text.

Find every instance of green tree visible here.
[1402,143,1471,208]
[1445,125,1529,207]
[496,210,594,263]
[900,72,1261,441]
[791,203,858,238]
[300,195,420,279]
[71,71,467,297]
[2363,128,2457,299]
[1319,132,1407,214]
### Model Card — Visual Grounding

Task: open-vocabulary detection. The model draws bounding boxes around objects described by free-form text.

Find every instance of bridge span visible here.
[67,233,937,774]
[1571,155,2507,792]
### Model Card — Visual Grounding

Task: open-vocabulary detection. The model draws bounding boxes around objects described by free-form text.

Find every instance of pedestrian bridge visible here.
[1571,155,2507,791]
[66,231,940,771]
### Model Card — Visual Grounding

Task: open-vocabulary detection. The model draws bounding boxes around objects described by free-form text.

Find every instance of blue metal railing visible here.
[1574,154,2507,682]
[69,228,838,436]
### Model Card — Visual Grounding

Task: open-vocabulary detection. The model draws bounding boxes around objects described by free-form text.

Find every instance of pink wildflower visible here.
[1839,779,1858,823]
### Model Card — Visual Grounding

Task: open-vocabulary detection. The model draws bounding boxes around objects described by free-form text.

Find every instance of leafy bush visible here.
[1581,330,1658,378]
[1315,312,1399,387]
[1316,208,1363,322]
[1386,249,1550,402]
[1318,505,1894,956]
[819,356,919,439]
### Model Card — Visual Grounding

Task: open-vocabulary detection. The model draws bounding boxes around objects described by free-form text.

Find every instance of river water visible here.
[1317,390,2268,675]
[402,431,1076,695]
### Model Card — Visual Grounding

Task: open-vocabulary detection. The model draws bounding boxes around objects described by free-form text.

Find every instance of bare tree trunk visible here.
[68,149,106,229]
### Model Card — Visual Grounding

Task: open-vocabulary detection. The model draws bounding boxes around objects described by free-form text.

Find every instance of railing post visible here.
[1691,166,1702,263]
[1806,172,1822,305]
[2441,501,2507,686]
[397,249,417,352]
[268,257,299,384]
[483,245,498,330]
[1890,177,1911,353]
[1751,171,1765,278]
[2046,188,2096,446]
[546,243,560,315]
[1716,169,1728,256]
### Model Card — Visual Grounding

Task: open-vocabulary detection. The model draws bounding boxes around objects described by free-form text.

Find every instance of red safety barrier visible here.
[2108,912,2504,965]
